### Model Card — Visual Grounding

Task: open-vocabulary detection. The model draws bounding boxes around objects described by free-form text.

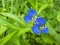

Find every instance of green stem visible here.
[2,0,5,10]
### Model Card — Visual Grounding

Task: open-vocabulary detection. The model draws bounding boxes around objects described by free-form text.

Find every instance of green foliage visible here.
[57,10,60,22]
[0,0,60,45]
[0,30,17,45]
[0,25,7,36]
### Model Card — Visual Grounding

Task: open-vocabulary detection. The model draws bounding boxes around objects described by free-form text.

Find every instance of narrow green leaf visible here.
[0,13,25,26]
[57,11,60,22]
[28,0,35,8]
[37,4,48,15]
[41,35,53,44]
[47,22,60,43]
[0,25,7,36]
[55,25,60,32]
[2,0,5,10]
[47,23,57,37]
[0,30,17,45]
[35,0,38,11]
[0,16,21,30]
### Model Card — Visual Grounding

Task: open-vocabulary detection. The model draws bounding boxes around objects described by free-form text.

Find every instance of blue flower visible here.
[34,17,46,26]
[32,17,48,35]
[32,24,40,34]
[27,8,37,16]
[24,9,37,23]
[32,25,48,34]
[41,27,48,34]
[24,8,48,35]
[24,15,32,23]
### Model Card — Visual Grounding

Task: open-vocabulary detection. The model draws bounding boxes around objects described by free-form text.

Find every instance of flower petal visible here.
[41,27,48,34]
[24,9,37,23]
[32,24,40,34]
[24,15,32,23]
[34,17,46,26]
[28,8,37,16]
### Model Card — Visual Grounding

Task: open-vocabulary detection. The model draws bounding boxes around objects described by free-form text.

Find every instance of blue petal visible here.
[41,27,48,34]
[28,8,37,16]
[34,17,46,26]
[24,8,37,23]
[32,24,40,34]
[24,15,32,23]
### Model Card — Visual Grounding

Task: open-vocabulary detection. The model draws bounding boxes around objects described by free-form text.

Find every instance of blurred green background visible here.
[0,0,60,45]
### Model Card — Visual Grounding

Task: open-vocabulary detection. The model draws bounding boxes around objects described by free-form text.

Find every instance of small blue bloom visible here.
[24,15,32,23]
[31,17,48,35]
[27,9,37,16]
[41,27,48,34]
[24,8,48,35]
[34,17,46,26]
[24,9,37,23]
[32,24,40,34]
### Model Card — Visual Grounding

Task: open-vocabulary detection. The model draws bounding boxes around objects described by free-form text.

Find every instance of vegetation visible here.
[0,0,60,45]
